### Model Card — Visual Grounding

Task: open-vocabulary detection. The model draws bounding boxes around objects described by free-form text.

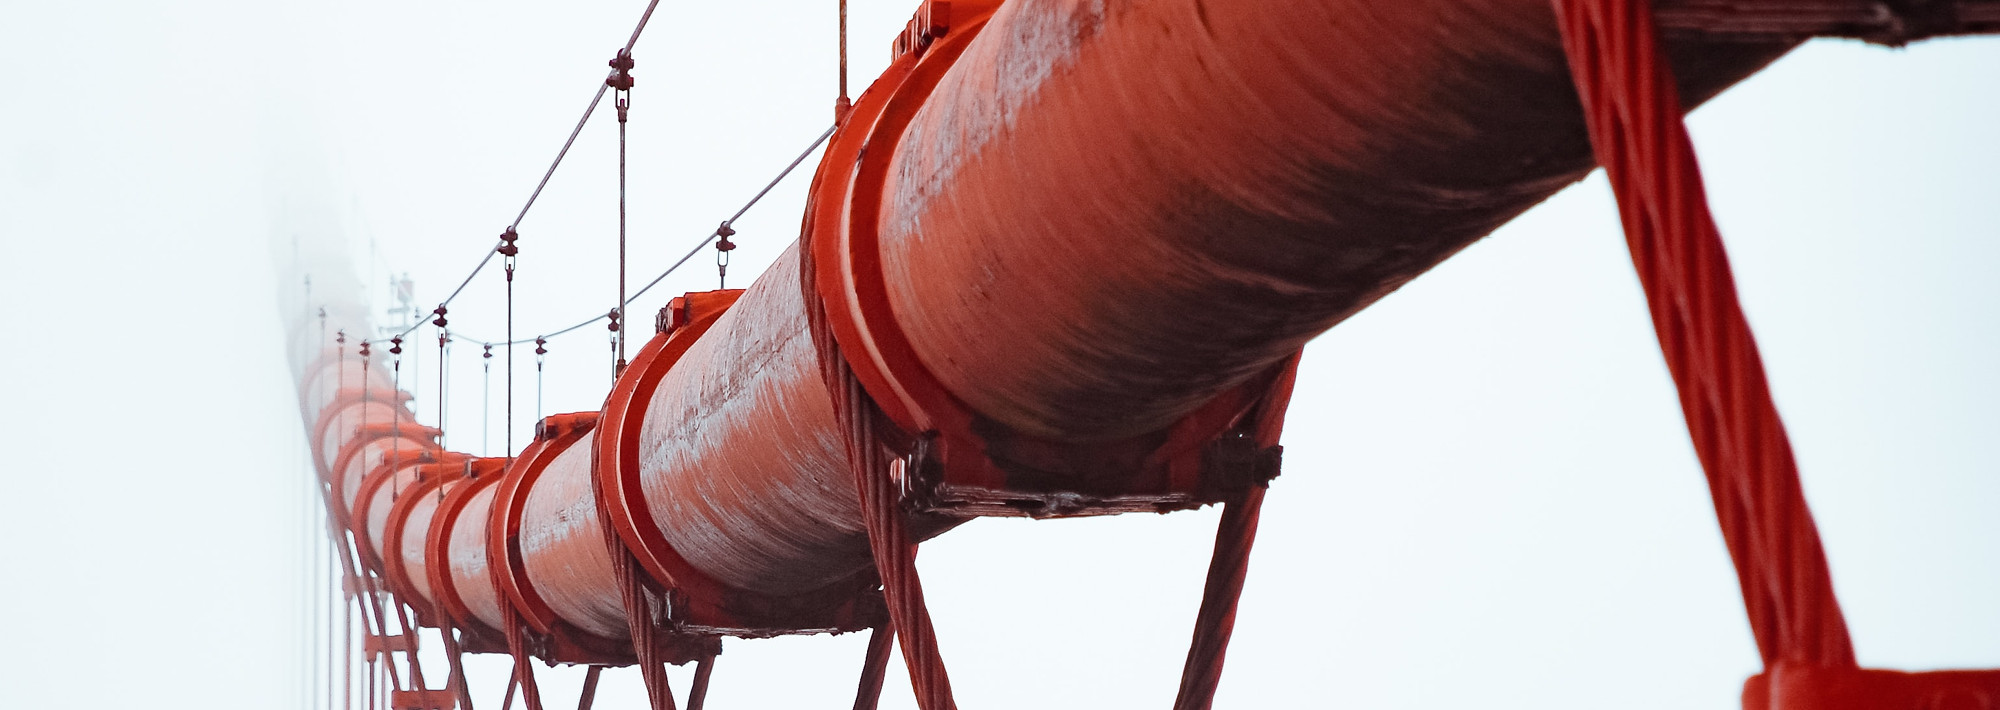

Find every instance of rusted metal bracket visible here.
[1654,0,2000,44]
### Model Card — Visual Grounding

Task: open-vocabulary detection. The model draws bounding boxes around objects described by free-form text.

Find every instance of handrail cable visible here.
[380,0,667,344]
[408,122,835,348]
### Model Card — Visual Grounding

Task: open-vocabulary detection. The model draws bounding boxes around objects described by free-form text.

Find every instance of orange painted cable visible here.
[1551,0,1853,669]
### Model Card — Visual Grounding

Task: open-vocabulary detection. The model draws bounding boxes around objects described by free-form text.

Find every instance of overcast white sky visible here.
[1,2,1995,709]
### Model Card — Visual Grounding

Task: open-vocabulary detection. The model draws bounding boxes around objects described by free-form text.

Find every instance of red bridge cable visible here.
[830,368,954,710]
[1172,356,1299,710]
[1551,0,1853,668]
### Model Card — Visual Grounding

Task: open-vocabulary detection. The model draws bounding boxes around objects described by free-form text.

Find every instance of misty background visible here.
[1,2,1995,708]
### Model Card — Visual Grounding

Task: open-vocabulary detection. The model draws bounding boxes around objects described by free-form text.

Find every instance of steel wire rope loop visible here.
[800,12,997,709]
[802,8,1315,708]
[1170,354,1299,710]
[586,413,676,710]
[590,294,739,709]
[1550,0,1856,671]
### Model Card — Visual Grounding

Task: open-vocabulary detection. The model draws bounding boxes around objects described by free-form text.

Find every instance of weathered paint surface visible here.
[397,480,450,607]
[518,431,628,640]
[290,0,1795,652]
[446,486,505,630]
[879,0,1789,442]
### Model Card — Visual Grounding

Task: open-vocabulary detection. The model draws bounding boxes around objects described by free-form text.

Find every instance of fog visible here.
[1,2,1994,708]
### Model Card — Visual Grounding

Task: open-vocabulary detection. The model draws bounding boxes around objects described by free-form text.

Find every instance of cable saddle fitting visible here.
[606,49,635,91]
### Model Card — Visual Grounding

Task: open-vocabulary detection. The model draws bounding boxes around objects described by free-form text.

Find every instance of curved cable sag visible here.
[375,0,670,346]
[436,123,835,348]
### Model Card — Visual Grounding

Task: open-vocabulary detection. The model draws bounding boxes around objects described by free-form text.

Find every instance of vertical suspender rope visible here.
[1551,0,1853,670]
[317,306,328,710]
[392,337,404,503]
[359,344,377,710]
[498,225,540,710]
[611,49,633,376]
[346,531,397,704]
[599,49,690,710]
[355,341,411,707]
[297,270,308,710]
[409,310,420,425]
[483,345,493,456]
[330,327,341,710]
[434,306,451,450]
[502,229,518,464]
[534,338,547,423]
[344,557,355,710]
[836,0,850,119]
[300,288,310,710]
[383,333,434,705]
[349,334,374,710]
[435,308,452,505]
